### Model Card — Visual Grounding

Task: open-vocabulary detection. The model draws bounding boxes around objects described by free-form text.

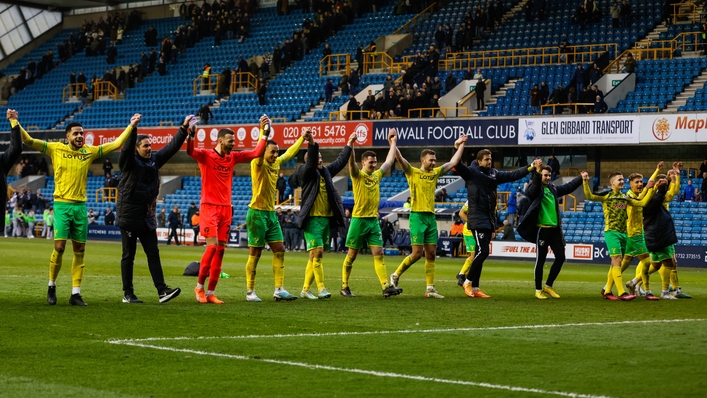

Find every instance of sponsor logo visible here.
[197,129,206,142]
[523,120,536,141]
[539,240,545,247]
[651,117,671,141]
[237,127,247,141]
[675,116,707,132]
[250,127,260,140]
[62,153,91,161]
[210,128,219,142]
[574,245,592,259]
[355,123,369,145]
[85,132,95,146]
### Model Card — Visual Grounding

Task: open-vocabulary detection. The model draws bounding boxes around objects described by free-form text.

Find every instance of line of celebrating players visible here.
[3,110,690,305]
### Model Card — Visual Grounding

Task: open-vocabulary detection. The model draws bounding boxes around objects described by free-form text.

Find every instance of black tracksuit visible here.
[454,160,532,287]
[517,173,583,290]
[643,187,678,253]
[117,125,188,295]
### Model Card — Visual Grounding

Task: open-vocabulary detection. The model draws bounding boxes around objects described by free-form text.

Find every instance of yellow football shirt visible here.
[461,201,472,236]
[17,121,132,203]
[351,168,383,218]
[405,165,444,213]
[310,176,333,217]
[249,136,304,211]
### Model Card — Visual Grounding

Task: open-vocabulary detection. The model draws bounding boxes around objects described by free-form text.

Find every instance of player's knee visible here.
[555,252,566,263]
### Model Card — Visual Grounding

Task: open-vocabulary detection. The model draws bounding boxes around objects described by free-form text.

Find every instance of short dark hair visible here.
[421,149,436,159]
[65,122,82,134]
[541,166,552,173]
[218,128,234,139]
[136,134,150,146]
[608,172,623,181]
[361,151,376,161]
[266,139,278,147]
[656,173,667,180]
[477,149,492,161]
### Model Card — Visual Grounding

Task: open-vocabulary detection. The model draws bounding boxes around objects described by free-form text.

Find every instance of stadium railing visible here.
[406,107,471,118]
[604,31,702,73]
[96,187,118,203]
[319,54,351,77]
[93,81,118,101]
[329,110,371,121]
[672,1,699,25]
[638,106,661,112]
[62,83,87,103]
[540,103,594,115]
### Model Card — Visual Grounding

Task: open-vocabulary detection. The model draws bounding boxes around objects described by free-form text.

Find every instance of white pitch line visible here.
[107,318,705,344]
[109,340,613,398]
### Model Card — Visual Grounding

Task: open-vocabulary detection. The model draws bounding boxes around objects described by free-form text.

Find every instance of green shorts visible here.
[246,208,283,247]
[53,201,88,242]
[346,217,383,249]
[464,234,476,252]
[604,231,627,257]
[410,212,438,245]
[625,234,649,257]
[650,245,675,263]
[304,217,330,251]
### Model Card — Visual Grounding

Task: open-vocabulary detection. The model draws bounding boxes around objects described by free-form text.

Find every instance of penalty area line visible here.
[109,340,612,398]
[108,318,706,344]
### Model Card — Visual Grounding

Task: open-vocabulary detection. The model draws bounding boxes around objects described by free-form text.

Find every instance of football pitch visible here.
[1,239,706,398]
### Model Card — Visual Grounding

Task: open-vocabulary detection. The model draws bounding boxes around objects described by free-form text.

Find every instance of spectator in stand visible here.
[349,68,360,94]
[525,0,534,21]
[507,191,518,226]
[104,207,115,226]
[610,1,621,28]
[88,208,97,225]
[167,205,181,245]
[103,158,113,176]
[107,43,117,64]
[594,95,608,113]
[573,64,584,94]
[589,62,602,84]
[276,172,287,203]
[198,103,213,124]
[186,202,198,228]
[624,53,637,73]
[435,188,452,202]
[694,188,702,202]
[592,84,603,98]
[540,81,550,104]
[451,217,464,237]
[322,43,332,70]
[435,25,446,50]
[684,180,695,201]
[475,77,486,110]
[324,78,335,103]
[455,26,466,52]
[530,84,540,112]
[191,210,200,246]
[702,172,707,198]
[445,71,458,93]
[403,197,412,208]
[464,65,474,80]
[700,159,707,176]
[620,0,631,27]
[473,68,484,80]
[346,94,361,120]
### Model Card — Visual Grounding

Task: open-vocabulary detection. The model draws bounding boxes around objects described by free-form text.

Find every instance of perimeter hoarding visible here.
[518,115,639,145]
[639,113,707,143]
[0,121,373,152]
[372,119,517,146]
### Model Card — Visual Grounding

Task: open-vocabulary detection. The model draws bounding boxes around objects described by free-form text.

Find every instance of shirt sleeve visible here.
[278,136,305,163]
[583,180,605,202]
[664,178,680,202]
[232,137,267,166]
[12,120,47,153]
[187,138,207,163]
[98,125,134,157]
[627,187,656,207]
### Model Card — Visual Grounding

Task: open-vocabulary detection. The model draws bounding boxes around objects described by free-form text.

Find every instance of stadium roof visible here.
[17,0,135,12]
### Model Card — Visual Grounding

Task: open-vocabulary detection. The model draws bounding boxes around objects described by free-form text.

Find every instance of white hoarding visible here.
[489,241,595,261]
[518,116,640,145]
[639,113,707,143]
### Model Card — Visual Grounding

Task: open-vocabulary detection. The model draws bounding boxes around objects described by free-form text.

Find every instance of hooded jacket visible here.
[455,160,532,230]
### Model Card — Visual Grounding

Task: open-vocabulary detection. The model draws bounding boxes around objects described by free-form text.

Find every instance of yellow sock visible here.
[641,261,651,291]
[49,249,64,282]
[395,255,414,276]
[605,267,615,294]
[460,255,473,275]
[635,259,648,283]
[246,255,260,291]
[659,265,671,291]
[648,263,659,275]
[312,257,325,291]
[272,252,285,288]
[620,257,632,273]
[373,255,389,289]
[341,256,354,289]
[670,269,679,290]
[71,252,85,288]
[424,261,435,286]
[303,260,314,291]
[612,266,625,295]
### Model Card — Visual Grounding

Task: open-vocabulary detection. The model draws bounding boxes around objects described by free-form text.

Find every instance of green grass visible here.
[1,239,706,398]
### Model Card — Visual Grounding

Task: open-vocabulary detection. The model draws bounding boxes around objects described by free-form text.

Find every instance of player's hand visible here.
[656,178,668,187]
[388,128,397,143]
[532,158,543,171]
[303,129,314,144]
[130,114,142,127]
[347,132,357,145]
[673,161,682,171]
[581,171,589,180]
[453,134,467,149]
[6,109,17,121]
[260,114,270,130]
[645,179,656,189]
[657,161,664,170]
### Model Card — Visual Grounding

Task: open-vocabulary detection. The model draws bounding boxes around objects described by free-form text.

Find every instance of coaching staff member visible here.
[517,165,583,299]
[116,115,194,303]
